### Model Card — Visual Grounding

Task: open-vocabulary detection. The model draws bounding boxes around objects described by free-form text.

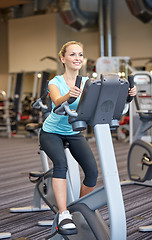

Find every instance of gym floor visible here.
[0,136,152,240]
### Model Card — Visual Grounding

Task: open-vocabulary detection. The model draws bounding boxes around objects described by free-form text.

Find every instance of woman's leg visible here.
[79,183,95,198]
[39,131,68,212]
[52,178,67,214]
[68,134,98,197]
[39,130,76,229]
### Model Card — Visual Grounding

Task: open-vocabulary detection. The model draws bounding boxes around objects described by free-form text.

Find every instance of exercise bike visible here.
[36,74,133,240]
[10,80,82,228]
[9,85,53,213]
[10,73,133,239]
[126,72,152,232]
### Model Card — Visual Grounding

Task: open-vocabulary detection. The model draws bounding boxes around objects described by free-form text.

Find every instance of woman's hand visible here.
[68,86,82,98]
[128,85,137,96]
[49,84,82,107]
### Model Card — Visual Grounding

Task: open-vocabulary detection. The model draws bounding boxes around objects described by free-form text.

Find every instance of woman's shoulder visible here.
[48,75,63,85]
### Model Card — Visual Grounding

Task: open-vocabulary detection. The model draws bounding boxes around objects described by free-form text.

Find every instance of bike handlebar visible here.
[127,75,134,103]
[67,75,82,104]
[32,98,48,110]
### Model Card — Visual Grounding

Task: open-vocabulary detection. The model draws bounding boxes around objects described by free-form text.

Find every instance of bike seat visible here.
[29,171,44,178]
[63,141,70,148]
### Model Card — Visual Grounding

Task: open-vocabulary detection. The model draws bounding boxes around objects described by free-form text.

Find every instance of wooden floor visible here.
[0,135,152,240]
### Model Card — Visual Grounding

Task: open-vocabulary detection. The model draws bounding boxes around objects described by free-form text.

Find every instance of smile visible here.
[73,62,81,65]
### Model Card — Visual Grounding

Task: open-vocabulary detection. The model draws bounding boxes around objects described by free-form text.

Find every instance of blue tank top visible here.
[42,75,88,135]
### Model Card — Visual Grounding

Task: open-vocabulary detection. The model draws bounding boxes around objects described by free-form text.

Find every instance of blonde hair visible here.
[58,41,83,61]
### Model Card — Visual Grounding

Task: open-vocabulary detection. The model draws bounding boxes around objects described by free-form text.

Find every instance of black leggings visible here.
[39,130,98,187]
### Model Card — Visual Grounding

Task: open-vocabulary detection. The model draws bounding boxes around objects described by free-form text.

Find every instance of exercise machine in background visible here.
[6,71,55,135]
[0,90,12,138]
[126,72,152,232]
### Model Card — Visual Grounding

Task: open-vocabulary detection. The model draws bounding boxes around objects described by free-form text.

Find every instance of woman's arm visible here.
[49,84,82,106]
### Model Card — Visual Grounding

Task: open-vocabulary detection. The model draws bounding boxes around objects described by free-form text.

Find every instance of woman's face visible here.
[61,44,84,71]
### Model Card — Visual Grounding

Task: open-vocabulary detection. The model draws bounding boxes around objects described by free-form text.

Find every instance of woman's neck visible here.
[63,70,79,87]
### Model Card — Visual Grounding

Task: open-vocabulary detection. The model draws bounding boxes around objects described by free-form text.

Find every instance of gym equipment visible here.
[10,118,52,212]
[10,73,132,239]
[128,139,152,185]
[127,93,152,185]
[129,71,152,143]
[10,80,81,218]
[10,121,51,213]
[42,74,133,240]
[10,87,51,212]
[126,73,152,232]
[127,72,152,186]
[6,71,52,134]
[96,56,131,78]
[0,90,12,138]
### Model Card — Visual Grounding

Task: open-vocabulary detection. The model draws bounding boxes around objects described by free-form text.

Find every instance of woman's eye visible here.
[69,53,83,57]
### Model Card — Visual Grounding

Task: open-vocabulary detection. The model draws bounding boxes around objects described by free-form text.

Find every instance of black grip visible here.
[128,75,134,88]
[41,80,49,102]
[127,75,134,103]
[75,75,82,88]
[53,103,61,113]
[67,75,82,104]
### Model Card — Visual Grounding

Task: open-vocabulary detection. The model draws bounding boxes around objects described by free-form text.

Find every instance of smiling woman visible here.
[39,40,98,233]
[49,41,85,106]
[59,41,84,69]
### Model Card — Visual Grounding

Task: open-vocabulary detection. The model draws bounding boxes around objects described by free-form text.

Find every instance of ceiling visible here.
[0,0,32,9]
